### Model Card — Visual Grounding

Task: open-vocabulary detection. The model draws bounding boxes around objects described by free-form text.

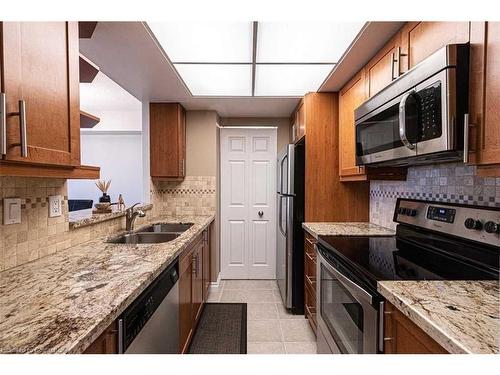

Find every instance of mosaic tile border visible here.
[370,189,499,207]
[151,188,216,195]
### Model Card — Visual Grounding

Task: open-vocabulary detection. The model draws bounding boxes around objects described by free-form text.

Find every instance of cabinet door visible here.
[84,321,118,354]
[202,229,211,301]
[339,70,368,180]
[191,240,204,324]
[479,22,500,166]
[179,249,193,353]
[384,302,447,354]
[400,22,470,71]
[366,33,401,97]
[296,101,305,140]
[1,22,80,166]
[150,103,186,179]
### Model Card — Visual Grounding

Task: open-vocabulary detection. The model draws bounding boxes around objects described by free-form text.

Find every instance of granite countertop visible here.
[378,280,500,354]
[302,222,395,238]
[0,214,214,354]
[68,203,153,229]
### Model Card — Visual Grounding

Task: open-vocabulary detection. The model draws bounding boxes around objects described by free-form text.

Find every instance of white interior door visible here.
[220,127,277,279]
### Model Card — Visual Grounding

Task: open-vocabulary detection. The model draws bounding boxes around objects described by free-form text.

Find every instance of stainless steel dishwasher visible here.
[118,259,179,354]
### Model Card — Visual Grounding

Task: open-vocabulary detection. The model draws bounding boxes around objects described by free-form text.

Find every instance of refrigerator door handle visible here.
[279,154,288,194]
[278,196,286,236]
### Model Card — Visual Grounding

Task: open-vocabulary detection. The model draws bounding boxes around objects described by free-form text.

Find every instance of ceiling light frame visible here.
[147,21,363,98]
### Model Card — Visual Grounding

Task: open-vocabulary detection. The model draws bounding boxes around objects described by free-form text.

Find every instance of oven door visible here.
[316,247,380,354]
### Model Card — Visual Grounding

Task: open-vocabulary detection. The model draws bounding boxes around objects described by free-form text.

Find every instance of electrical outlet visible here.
[49,195,62,218]
[3,198,22,225]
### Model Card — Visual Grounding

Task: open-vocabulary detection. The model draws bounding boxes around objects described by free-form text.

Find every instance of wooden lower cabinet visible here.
[383,301,448,354]
[304,231,317,335]
[179,229,211,354]
[179,243,195,354]
[84,321,118,354]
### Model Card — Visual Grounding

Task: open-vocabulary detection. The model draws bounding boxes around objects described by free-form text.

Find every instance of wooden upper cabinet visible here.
[400,22,470,71]
[296,100,306,140]
[1,22,81,166]
[366,33,402,97]
[150,103,186,179]
[469,22,500,175]
[339,70,368,181]
[291,99,305,143]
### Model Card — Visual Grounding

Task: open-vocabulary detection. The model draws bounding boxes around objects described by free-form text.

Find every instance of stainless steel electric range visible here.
[315,198,499,354]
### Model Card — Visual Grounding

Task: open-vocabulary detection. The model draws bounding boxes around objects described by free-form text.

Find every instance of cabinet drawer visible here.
[304,286,317,335]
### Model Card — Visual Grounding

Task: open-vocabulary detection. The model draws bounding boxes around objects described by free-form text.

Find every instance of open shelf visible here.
[78,22,98,39]
[79,54,100,83]
[80,110,100,129]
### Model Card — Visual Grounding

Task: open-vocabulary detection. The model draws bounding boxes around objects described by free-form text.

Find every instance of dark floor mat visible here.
[188,303,247,354]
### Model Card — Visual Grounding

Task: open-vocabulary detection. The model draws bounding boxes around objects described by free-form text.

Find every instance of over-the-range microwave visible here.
[354,44,470,167]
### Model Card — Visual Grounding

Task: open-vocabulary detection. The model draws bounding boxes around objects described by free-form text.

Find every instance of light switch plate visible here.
[3,198,22,225]
[49,195,62,218]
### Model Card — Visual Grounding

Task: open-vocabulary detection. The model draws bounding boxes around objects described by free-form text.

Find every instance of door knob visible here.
[258,211,264,217]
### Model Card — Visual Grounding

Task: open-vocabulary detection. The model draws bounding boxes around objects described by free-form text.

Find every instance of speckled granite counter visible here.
[69,203,153,229]
[378,280,500,354]
[0,215,214,354]
[302,222,395,238]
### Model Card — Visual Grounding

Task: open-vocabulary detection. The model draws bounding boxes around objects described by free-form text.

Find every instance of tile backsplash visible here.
[370,163,500,229]
[0,176,150,272]
[151,176,216,218]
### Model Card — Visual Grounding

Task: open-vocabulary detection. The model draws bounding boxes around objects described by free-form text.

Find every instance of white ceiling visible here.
[79,21,404,117]
[80,71,142,113]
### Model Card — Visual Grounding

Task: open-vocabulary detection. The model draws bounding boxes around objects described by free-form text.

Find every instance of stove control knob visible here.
[484,221,500,234]
[409,209,417,217]
[464,218,483,230]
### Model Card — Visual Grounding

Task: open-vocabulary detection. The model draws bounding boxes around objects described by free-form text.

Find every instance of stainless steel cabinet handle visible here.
[463,113,474,164]
[396,47,408,76]
[0,93,6,156]
[398,90,416,150]
[18,100,28,157]
[10,100,28,157]
[391,52,398,81]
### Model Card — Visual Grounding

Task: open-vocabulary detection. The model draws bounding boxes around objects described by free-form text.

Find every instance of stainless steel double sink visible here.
[108,223,194,244]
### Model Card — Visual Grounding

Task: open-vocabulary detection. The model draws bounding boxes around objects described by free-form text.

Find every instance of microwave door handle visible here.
[398,90,416,150]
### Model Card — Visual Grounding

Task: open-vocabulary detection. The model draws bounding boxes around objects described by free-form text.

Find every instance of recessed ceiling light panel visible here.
[256,22,365,63]
[174,64,252,96]
[254,64,335,96]
[147,22,253,63]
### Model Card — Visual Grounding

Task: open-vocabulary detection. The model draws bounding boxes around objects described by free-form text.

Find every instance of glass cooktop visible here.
[317,230,499,287]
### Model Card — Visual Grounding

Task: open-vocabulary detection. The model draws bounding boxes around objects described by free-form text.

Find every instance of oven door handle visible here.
[398,90,416,150]
[316,246,373,305]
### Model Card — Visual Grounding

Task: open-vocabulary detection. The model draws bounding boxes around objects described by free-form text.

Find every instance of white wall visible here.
[68,69,144,207]
[68,132,143,205]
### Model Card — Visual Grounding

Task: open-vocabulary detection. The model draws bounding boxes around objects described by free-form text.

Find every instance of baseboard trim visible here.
[209,272,221,288]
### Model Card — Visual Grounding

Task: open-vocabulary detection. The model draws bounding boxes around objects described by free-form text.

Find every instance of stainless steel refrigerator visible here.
[276,138,305,313]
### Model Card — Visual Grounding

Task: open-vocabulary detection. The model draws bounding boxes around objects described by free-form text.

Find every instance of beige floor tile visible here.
[272,289,283,303]
[280,320,316,342]
[206,290,221,303]
[224,279,277,290]
[247,320,283,342]
[276,302,305,319]
[284,342,317,354]
[247,342,285,354]
[220,289,247,302]
[247,303,279,320]
[246,289,275,303]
